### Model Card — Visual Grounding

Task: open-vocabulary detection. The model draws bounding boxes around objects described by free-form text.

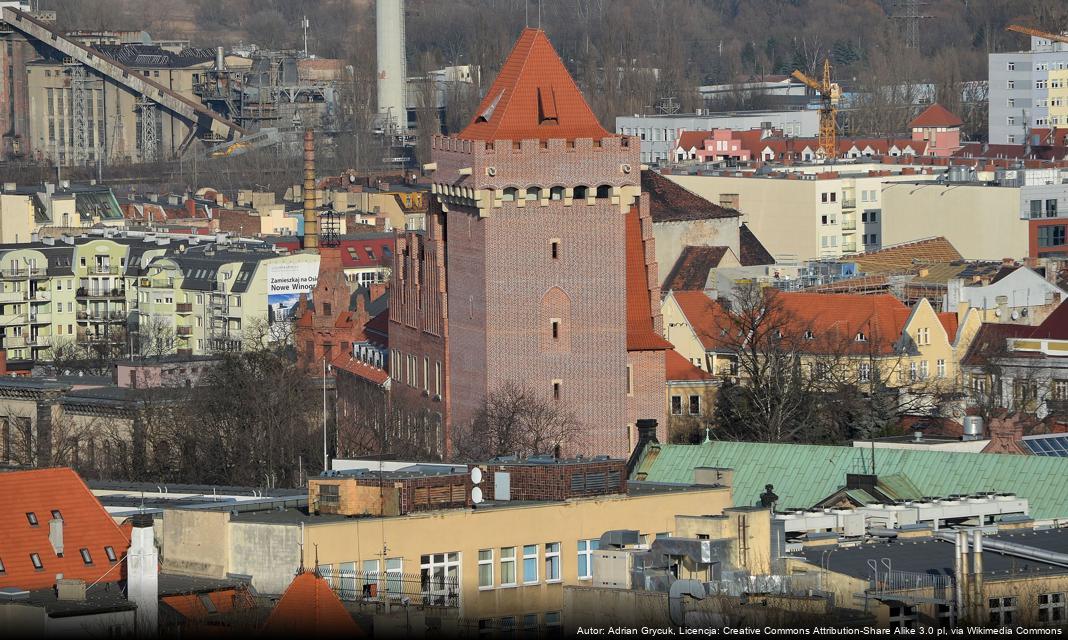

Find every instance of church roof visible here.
[263,571,365,636]
[458,29,609,142]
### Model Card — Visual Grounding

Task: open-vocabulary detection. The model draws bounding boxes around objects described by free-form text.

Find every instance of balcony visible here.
[87,264,120,275]
[77,288,126,299]
[3,335,26,348]
[78,310,127,323]
[176,302,194,313]
[841,219,857,231]
[28,313,51,324]
[25,336,50,348]
[0,267,47,280]
[0,291,23,303]
[31,289,50,302]
[841,198,857,209]
[176,326,193,337]
[841,242,858,254]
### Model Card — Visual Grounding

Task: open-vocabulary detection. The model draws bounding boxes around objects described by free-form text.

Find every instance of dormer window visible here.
[804,330,815,340]
[856,332,867,342]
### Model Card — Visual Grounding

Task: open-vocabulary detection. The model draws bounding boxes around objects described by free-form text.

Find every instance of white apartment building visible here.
[989,34,1068,144]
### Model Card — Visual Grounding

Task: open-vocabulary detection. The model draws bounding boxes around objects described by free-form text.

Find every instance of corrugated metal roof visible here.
[638,441,1068,520]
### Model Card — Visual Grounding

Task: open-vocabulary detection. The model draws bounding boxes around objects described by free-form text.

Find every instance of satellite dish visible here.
[470,467,483,485]
[1011,310,1020,321]
[471,487,484,504]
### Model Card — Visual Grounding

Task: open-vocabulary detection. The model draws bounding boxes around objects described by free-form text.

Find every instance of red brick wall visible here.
[216,209,260,237]
[477,459,627,501]
[0,33,32,159]
[627,350,668,445]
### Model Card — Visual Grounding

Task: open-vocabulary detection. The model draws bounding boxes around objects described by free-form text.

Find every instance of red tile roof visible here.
[364,309,389,346]
[675,130,712,152]
[773,292,912,355]
[738,224,775,266]
[671,290,733,352]
[337,236,395,269]
[666,349,715,382]
[663,246,730,292]
[910,103,963,128]
[0,468,130,590]
[643,171,740,222]
[331,353,389,386]
[1027,299,1068,340]
[938,312,959,342]
[626,205,672,351]
[459,29,609,141]
[852,237,963,274]
[263,571,365,636]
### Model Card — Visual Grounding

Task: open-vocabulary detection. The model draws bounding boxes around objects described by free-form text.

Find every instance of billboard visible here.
[267,259,319,325]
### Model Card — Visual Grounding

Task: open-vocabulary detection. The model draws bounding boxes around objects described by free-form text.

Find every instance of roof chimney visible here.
[127,514,158,637]
[626,419,660,477]
[48,516,63,556]
[303,129,319,251]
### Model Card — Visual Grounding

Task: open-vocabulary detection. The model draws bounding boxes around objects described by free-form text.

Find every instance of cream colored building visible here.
[666,165,942,261]
[160,482,736,628]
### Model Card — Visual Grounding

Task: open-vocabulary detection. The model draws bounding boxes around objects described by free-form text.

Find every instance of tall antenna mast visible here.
[302,15,310,56]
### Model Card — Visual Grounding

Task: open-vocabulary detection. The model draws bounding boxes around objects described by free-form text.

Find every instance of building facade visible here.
[989,34,1068,144]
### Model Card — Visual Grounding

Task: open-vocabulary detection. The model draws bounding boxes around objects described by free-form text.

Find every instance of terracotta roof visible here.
[851,238,963,274]
[671,290,733,352]
[675,130,711,152]
[331,353,389,386]
[738,224,775,266]
[663,246,729,291]
[910,103,963,128]
[0,468,130,590]
[364,308,389,345]
[938,312,959,342]
[643,171,740,222]
[458,29,609,142]
[162,587,255,623]
[771,292,913,355]
[338,237,394,269]
[954,142,1068,161]
[626,205,672,351]
[263,571,365,636]
[1028,299,1068,340]
[963,322,1035,365]
[666,349,715,382]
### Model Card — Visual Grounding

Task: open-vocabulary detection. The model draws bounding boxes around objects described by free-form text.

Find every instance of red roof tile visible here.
[0,468,130,590]
[666,349,715,382]
[663,246,729,292]
[672,290,733,352]
[459,29,609,142]
[938,312,959,342]
[331,353,389,386]
[1028,299,1068,340]
[626,206,672,351]
[263,572,365,636]
[337,236,395,269]
[643,171,740,222]
[772,292,912,355]
[675,130,712,152]
[910,103,963,128]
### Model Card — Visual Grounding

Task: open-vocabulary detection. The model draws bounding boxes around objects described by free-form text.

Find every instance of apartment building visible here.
[881,167,1068,260]
[664,165,941,260]
[989,33,1068,144]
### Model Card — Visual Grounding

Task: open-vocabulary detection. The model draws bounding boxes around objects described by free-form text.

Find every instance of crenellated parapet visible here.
[428,134,642,216]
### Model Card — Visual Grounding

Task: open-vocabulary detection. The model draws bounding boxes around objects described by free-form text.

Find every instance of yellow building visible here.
[160,461,739,631]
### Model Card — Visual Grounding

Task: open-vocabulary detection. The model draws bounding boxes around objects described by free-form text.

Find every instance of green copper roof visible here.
[637,441,1068,520]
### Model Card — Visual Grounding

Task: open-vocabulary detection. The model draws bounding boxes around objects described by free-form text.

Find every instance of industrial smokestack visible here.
[303,129,318,250]
[971,530,984,622]
[376,0,407,134]
[215,46,225,72]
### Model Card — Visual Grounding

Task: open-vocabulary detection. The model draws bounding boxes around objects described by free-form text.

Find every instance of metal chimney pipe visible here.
[215,46,225,71]
[955,530,968,623]
[303,129,318,251]
[971,529,984,620]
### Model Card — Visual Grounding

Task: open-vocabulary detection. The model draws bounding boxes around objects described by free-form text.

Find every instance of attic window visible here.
[30,553,43,570]
[804,330,815,340]
[26,512,38,526]
[475,91,503,123]
[198,594,218,614]
[856,332,867,342]
[50,509,61,520]
[104,546,117,562]
[365,247,376,260]
[80,548,93,565]
[0,557,5,573]
[537,87,559,125]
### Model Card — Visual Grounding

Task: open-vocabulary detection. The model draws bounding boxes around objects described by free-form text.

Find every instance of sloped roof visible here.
[675,130,711,152]
[851,237,963,274]
[636,441,1068,519]
[773,291,912,355]
[671,290,733,352]
[0,468,130,590]
[644,171,740,222]
[1026,298,1068,340]
[626,206,672,351]
[458,29,609,142]
[910,103,963,128]
[738,224,775,266]
[331,353,389,386]
[666,349,715,382]
[663,246,729,291]
[938,311,959,342]
[263,572,365,636]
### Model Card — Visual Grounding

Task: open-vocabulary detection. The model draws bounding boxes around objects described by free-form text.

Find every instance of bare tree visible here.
[451,381,585,460]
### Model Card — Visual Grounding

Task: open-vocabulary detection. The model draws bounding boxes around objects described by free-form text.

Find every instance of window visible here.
[0,557,5,574]
[550,186,564,200]
[1007,80,1015,89]
[937,359,946,378]
[79,548,92,565]
[552,380,561,401]
[688,395,701,416]
[573,186,588,200]
[523,544,538,584]
[478,549,494,589]
[626,364,633,396]
[578,539,598,579]
[859,362,871,382]
[385,558,402,596]
[1032,200,1044,218]
[420,552,460,606]
[320,484,339,507]
[1039,593,1065,624]
[30,553,43,570]
[917,327,930,345]
[545,543,561,582]
[526,187,542,201]
[1007,62,1015,71]
[671,395,682,415]
[1047,199,1059,217]
[1038,225,1066,248]
[423,356,429,392]
[105,546,117,562]
[545,612,562,638]
[550,239,560,260]
[919,360,929,380]
[909,362,918,382]
[989,597,1017,627]
[1008,116,1016,126]
[551,319,560,339]
[26,512,38,526]
[821,193,829,203]
[856,332,867,342]
[500,547,517,586]
[502,187,518,202]
[821,215,828,224]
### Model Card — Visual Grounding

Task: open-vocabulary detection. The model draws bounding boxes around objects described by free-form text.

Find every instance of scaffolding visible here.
[65,60,92,166]
[137,96,158,162]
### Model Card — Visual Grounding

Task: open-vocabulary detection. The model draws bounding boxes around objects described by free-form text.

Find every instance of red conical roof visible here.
[459,29,609,142]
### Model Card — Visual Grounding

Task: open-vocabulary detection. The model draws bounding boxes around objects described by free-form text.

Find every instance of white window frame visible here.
[937,359,946,378]
[500,547,517,587]
[522,544,539,584]
[478,549,494,590]
[578,539,598,580]
[544,542,561,583]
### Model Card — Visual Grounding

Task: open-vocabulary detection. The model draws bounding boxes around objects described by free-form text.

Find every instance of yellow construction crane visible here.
[1006,24,1068,45]
[791,59,841,159]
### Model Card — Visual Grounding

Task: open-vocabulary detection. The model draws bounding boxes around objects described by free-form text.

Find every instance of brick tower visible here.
[426,29,669,457]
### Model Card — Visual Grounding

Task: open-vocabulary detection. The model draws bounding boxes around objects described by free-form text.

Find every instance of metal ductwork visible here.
[668,579,706,627]
[936,530,1068,568]
[599,530,641,549]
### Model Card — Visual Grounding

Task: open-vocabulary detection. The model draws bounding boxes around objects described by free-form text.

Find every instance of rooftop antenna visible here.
[302,15,310,56]
[525,0,528,27]
[538,0,542,29]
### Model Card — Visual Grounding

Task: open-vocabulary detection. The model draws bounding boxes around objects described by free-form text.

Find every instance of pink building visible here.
[910,103,963,158]
[673,129,753,163]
